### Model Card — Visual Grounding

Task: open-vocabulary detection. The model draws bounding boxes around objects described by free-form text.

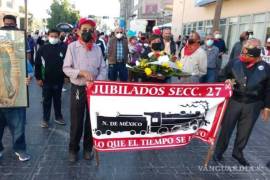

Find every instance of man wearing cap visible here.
[213,39,270,166]
[108,27,129,81]
[261,37,270,64]
[63,18,107,162]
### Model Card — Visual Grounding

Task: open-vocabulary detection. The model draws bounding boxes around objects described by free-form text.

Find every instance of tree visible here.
[212,0,224,32]
[47,0,80,29]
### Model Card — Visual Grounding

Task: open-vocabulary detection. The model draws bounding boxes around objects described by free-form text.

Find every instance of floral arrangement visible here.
[127,51,188,80]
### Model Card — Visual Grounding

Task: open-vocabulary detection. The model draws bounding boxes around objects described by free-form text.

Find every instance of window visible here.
[240,15,251,24]
[254,13,265,23]
[187,24,192,34]
[239,24,250,33]
[183,24,187,35]
[267,13,270,23]
[220,18,227,25]
[227,24,238,53]
[252,13,266,42]
[197,21,204,31]
[253,23,265,42]
[6,0,13,8]
[134,0,138,6]
[229,17,238,24]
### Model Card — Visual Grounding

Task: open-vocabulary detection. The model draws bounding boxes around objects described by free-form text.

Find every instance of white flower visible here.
[148,52,154,58]
[135,61,140,66]
[158,55,170,64]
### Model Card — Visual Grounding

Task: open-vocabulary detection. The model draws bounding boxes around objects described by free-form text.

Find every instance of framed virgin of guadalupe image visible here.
[0,29,28,108]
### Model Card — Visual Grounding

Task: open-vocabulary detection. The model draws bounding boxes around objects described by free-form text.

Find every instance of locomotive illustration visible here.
[94,101,210,136]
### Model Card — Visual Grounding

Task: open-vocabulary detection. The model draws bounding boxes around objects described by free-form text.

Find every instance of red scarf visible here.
[239,55,257,69]
[78,37,94,51]
[78,33,97,51]
[183,44,200,56]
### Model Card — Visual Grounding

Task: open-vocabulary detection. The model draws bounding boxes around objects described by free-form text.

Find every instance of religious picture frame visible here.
[0,29,28,108]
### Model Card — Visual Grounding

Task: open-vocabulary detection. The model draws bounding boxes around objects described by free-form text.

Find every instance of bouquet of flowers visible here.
[127,51,189,80]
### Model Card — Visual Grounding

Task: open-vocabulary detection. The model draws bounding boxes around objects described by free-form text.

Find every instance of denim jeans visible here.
[42,83,63,122]
[201,68,217,83]
[0,108,26,152]
[108,63,128,82]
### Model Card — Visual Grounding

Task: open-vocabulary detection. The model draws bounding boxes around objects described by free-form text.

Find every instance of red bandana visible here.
[78,37,94,51]
[183,44,200,56]
[239,55,257,69]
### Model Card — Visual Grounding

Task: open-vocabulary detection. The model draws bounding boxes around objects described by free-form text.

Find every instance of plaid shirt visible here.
[116,40,124,62]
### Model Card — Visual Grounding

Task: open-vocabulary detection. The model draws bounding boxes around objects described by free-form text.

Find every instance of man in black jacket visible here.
[213,38,270,166]
[35,29,67,128]
[160,28,176,55]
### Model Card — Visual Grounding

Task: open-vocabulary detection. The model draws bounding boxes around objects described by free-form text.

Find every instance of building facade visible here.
[0,0,22,27]
[119,0,173,32]
[172,0,270,51]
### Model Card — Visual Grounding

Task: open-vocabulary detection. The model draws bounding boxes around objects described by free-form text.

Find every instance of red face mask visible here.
[239,54,257,68]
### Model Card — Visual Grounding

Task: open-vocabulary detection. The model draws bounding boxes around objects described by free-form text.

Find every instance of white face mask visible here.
[116,33,123,39]
[48,37,59,45]
[215,34,222,39]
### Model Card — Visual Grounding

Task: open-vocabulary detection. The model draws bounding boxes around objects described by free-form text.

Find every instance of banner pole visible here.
[204,144,215,167]
[94,148,100,167]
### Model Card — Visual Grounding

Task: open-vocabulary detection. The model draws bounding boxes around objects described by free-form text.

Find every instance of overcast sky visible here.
[27,0,120,19]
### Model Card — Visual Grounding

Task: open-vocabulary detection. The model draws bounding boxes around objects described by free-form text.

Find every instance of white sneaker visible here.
[15,151,31,162]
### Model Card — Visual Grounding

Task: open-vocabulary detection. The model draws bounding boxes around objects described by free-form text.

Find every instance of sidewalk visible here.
[0,83,270,180]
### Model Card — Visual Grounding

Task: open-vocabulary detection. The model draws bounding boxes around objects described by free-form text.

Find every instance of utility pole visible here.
[212,0,223,32]
[24,0,28,32]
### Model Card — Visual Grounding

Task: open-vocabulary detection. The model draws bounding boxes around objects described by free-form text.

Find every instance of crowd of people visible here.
[0,15,270,169]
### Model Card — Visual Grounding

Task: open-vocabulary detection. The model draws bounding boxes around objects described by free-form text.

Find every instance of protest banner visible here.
[87,81,232,166]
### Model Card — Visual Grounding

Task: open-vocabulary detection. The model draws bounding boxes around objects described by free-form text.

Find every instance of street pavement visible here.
[1,82,270,180]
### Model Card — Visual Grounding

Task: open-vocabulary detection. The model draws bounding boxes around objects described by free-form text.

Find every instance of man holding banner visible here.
[213,39,270,166]
[63,18,107,162]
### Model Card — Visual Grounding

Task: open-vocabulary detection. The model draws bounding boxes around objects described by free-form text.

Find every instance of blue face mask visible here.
[206,39,214,47]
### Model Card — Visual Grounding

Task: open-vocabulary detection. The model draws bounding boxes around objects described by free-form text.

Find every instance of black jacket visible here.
[220,58,270,107]
[229,41,243,62]
[160,39,176,55]
[35,43,67,84]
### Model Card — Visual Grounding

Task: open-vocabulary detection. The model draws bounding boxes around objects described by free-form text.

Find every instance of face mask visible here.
[48,37,59,45]
[206,39,214,47]
[240,54,256,63]
[243,47,261,58]
[60,35,65,42]
[151,42,162,51]
[215,34,222,39]
[188,39,195,45]
[116,33,123,39]
[81,31,93,43]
